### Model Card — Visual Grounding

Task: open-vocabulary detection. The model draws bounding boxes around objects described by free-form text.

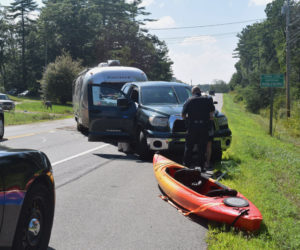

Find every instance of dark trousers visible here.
[183,124,208,168]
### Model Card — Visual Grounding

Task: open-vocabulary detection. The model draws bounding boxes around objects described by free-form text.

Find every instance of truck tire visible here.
[211,141,222,162]
[118,142,134,154]
[76,120,84,132]
[137,131,152,161]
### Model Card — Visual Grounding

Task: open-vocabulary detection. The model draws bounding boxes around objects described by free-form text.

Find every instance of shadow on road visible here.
[93,153,139,161]
[48,247,56,250]
[188,214,209,229]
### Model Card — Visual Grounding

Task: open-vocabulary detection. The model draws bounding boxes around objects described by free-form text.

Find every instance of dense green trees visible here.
[8,0,38,91]
[41,52,82,104]
[0,0,173,99]
[230,0,300,114]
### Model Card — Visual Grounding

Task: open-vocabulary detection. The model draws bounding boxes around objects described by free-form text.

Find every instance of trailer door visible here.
[88,84,136,142]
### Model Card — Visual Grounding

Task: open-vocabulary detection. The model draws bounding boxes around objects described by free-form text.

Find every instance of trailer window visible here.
[92,86,123,106]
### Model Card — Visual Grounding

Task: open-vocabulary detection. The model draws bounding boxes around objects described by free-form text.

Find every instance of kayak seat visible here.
[174,168,204,190]
[206,188,237,197]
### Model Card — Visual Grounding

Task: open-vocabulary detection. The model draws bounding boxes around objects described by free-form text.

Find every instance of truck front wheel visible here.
[137,131,152,161]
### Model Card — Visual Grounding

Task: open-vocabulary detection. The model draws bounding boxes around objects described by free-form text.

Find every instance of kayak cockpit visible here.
[166,167,238,197]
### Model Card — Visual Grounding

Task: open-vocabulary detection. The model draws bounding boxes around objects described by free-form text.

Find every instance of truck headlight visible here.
[149,116,169,127]
[217,116,228,126]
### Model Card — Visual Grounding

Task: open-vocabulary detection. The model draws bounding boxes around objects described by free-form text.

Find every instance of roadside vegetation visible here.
[207,93,300,249]
[229,0,300,124]
[5,95,72,125]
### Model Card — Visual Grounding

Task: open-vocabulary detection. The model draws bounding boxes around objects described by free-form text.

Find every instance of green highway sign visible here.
[260,74,285,88]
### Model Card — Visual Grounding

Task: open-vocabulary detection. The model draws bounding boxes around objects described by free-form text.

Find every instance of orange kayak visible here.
[153,154,262,231]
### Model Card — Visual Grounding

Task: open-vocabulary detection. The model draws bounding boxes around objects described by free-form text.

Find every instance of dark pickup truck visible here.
[88,81,231,160]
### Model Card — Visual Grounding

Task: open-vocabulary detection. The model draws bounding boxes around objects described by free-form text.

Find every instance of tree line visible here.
[229,0,300,114]
[0,0,173,100]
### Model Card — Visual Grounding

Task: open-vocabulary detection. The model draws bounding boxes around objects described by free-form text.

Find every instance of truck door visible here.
[88,84,136,142]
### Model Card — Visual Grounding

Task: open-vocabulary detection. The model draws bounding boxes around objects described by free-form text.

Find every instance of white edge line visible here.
[52,144,109,166]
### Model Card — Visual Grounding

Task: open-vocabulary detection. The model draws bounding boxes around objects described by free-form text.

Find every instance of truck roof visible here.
[124,81,190,88]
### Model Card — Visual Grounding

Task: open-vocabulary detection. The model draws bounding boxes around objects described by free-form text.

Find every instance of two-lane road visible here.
[1,94,223,249]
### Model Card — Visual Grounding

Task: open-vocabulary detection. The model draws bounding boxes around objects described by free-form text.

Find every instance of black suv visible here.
[88,81,231,160]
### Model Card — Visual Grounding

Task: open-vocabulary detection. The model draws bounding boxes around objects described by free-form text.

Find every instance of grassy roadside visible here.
[207,93,300,249]
[4,96,73,125]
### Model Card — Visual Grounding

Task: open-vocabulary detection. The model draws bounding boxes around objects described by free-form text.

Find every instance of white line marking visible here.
[52,144,109,166]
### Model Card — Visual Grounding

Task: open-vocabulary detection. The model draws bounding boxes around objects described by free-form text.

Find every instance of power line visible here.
[166,35,237,45]
[148,18,265,31]
[161,32,239,41]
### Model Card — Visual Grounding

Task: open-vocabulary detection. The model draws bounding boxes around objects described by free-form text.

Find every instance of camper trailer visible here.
[72,60,147,141]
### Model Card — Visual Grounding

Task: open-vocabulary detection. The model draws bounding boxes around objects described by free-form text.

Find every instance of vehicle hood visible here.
[0,146,40,157]
[141,104,183,117]
[142,104,222,118]
[0,100,14,104]
[0,146,52,171]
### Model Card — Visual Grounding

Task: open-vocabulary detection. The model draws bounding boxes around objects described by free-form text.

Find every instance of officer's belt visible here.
[191,120,207,124]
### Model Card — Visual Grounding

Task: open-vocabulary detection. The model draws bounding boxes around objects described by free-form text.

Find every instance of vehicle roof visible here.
[84,66,147,83]
[123,81,191,88]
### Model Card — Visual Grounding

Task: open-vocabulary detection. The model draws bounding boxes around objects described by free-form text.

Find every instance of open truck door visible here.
[88,85,136,142]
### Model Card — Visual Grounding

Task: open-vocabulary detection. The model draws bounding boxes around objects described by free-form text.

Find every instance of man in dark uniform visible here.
[181,86,215,170]
[205,95,215,170]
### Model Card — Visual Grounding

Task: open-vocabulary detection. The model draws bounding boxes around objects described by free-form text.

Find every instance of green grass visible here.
[4,97,73,125]
[207,93,300,250]
[4,112,72,125]
[15,101,73,114]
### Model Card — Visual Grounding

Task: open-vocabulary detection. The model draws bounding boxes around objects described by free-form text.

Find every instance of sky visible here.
[1,0,274,84]
[141,0,273,84]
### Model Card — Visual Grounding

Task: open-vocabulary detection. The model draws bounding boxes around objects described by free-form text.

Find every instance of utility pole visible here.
[286,0,291,118]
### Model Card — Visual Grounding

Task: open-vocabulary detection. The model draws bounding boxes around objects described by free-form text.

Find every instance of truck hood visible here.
[142,104,183,117]
[142,104,223,118]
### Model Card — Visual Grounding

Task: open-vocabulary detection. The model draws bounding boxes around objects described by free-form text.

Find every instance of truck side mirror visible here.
[117,97,129,108]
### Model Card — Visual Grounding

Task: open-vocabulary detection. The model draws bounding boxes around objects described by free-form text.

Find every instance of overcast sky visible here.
[2,0,274,84]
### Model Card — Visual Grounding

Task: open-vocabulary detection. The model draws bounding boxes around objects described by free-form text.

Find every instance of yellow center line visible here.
[7,130,55,140]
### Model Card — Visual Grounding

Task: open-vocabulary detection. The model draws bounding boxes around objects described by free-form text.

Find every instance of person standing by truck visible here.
[181,86,215,170]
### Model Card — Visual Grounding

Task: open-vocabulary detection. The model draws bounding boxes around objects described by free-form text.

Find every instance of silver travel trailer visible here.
[72,60,147,141]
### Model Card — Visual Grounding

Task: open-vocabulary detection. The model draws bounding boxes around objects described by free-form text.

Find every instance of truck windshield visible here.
[141,86,191,105]
[0,95,9,100]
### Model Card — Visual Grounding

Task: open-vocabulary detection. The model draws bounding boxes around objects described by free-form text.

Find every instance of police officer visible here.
[181,86,215,170]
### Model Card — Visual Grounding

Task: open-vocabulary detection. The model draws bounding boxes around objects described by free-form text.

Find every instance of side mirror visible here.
[213,101,218,104]
[117,97,130,108]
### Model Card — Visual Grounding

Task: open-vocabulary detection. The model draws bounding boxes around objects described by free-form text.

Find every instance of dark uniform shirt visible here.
[182,93,215,123]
